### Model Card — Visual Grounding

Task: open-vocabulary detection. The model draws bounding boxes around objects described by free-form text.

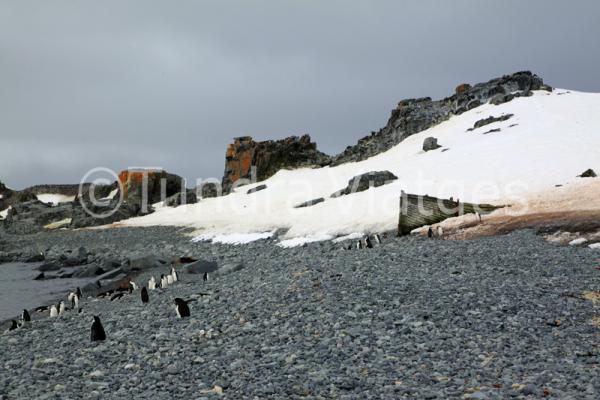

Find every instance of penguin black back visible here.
[76,287,82,299]
[9,320,18,331]
[22,309,31,322]
[141,287,149,304]
[203,272,208,282]
[90,316,106,341]
[174,298,190,318]
[427,227,434,238]
[365,237,373,248]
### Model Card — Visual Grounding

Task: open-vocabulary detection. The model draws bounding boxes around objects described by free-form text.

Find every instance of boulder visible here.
[63,247,88,267]
[331,171,398,198]
[164,190,197,207]
[183,260,219,274]
[422,137,442,152]
[222,135,331,193]
[73,264,105,278]
[118,169,184,207]
[468,114,514,131]
[38,262,61,272]
[125,255,163,272]
[578,169,597,178]
[295,198,325,208]
[247,184,267,195]
[214,263,245,276]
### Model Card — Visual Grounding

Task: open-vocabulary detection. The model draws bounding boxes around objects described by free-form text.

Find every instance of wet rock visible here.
[183,260,218,274]
[164,190,197,207]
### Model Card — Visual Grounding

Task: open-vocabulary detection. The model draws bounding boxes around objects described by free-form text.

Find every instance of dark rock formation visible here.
[118,169,184,206]
[294,198,325,208]
[331,171,398,198]
[222,135,330,193]
[247,184,267,195]
[422,137,442,152]
[330,72,550,166]
[197,181,221,199]
[23,184,90,196]
[468,114,514,131]
[164,190,197,207]
[578,169,597,178]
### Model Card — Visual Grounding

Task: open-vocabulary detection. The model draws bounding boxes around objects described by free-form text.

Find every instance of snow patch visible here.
[589,243,600,249]
[332,232,365,243]
[277,233,335,248]
[192,231,275,245]
[569,238,588,246]
[36,194,75,205]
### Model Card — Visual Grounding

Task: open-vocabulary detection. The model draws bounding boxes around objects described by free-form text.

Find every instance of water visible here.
[0,262,91,320]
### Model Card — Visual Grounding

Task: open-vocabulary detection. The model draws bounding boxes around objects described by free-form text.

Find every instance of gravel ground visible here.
[1,227,599,399]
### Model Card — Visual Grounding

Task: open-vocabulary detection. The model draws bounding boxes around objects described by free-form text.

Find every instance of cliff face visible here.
[222,134,330,193]
[330,71,551,165]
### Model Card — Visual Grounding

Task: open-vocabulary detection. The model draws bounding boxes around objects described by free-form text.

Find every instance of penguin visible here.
[34,305,49,313]
[170,267,178,283]
[373,234,382,244]
[203,272,209,282]
[22,309,31,323]
[167,275,174,285]
[141,287,149,304]
[365,236,373,249]
[174,298,190,318]
[76,287,82,299]
[427,227,434,238]
[128,280,138,293]
[58,301,66,316]
[160,274,168,288]
[476,212,482,222]
[49,305,58,318]
[110,293,124,301]
[436,226,444,237]
[148,276,156,290]
[68,292,79,311]
[8,320,18,331]
[355,241,362,250]
[90,316,106,342]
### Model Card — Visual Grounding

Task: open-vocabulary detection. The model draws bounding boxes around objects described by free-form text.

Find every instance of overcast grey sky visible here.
[1,0,599,189]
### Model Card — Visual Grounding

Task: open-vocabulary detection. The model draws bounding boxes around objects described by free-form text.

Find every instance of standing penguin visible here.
[90,316,106,342]
[373,234,382,244]
[167,274,174,285]
[365,236,373,249]
[68,292,79,311]
[436,226,444,238]
[140,287,149,304]
[76,287,82,299]
[49,305,58,317]
[21,309,31,324]
[58,301,66,316]
[148,276,156,290]
[174,298,190,318]
[170,267,178,283]
[427,227,434,238]
[160,274,168,288]
[203,272,209,282]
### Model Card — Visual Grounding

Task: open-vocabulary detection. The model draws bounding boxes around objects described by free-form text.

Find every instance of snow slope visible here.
[120,90,600,242]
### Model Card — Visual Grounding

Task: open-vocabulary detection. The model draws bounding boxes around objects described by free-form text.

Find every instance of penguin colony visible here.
[5,264,203,340]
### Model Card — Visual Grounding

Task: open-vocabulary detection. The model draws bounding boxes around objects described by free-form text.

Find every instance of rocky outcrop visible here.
[294,198,325,208]
[468,114,514,131]
[118,169,184,206]
[330,71,551,166]
[331,171,398,198]
[222,135,331,193]
[578,169,597,178]
[23,184,90,196]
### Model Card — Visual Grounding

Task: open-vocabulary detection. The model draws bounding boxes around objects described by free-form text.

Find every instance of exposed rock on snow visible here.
[330,171,398,198]
[222,135,330,193]
[578,168,597,178]
[330,71,549,165]
[294,198,325,208]
[422,137,442,152]
[467,114,514,131]
[247,184,267,195]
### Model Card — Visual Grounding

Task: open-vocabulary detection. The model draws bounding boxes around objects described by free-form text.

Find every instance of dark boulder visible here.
[578,169,597,178]
[331,171,398,198]
[125,255,163,272]
[73,264,105,278]
[183,260,219,274]
[295,198,325,208]
[422,137,442,152]
[164,190,197,207]
[38,262,61,272]
[468,114,513,131]
[247,184,267,195]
